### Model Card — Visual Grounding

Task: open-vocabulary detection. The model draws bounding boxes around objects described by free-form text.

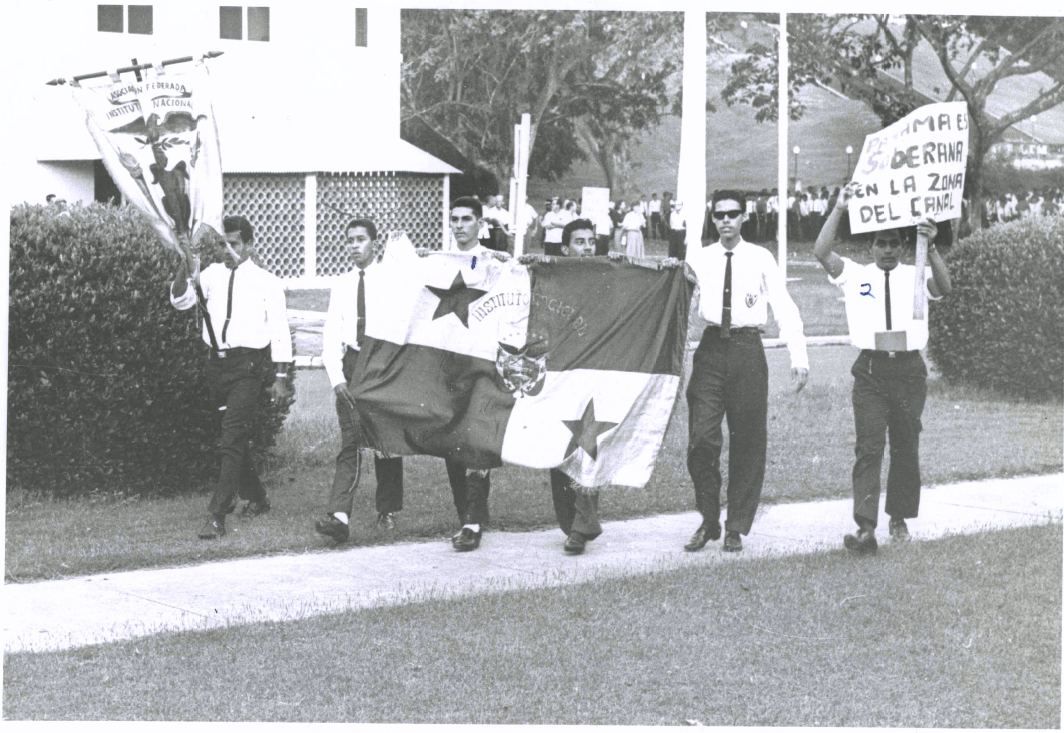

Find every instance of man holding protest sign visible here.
[816,182,952,554]
[170,216,293,539]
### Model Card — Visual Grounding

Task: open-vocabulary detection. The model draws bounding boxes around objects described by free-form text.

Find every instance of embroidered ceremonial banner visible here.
[352,243,691,489]
[69,59,223,260]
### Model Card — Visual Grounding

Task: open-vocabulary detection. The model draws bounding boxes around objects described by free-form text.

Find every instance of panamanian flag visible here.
[352,239,691,489]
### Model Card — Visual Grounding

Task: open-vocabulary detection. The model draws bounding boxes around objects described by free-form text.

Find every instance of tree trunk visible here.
[574,117,616,192]
[965,115,988,233]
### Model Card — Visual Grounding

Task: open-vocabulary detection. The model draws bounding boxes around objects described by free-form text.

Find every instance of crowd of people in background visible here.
[981,188,1064,225]
[447,182,1064,260]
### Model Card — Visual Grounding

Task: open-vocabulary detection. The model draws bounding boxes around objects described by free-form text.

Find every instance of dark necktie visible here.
[883,270,892,331]
[721,251,733,339]
[357,269,366,348]
[220,267,236,346]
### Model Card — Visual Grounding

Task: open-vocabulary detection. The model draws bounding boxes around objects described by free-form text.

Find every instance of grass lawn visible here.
[4,524,1059,725]
[6,345,1060,582]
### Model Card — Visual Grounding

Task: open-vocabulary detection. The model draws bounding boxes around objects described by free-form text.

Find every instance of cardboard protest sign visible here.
[582,186,611,223]
[70,59,224,263]
[849,102,968,234]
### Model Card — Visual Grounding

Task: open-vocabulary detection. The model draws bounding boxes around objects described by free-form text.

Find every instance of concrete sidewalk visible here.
[5,474,1061,654]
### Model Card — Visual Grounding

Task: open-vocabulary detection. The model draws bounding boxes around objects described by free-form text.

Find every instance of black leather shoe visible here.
[314,515,350,543]
[197,514,226,539]
[564,531,588,555]
[684,519,722,552]
[376,512,397,531]
[240,498,271,518]
[888,517,910,541]
[844,527,878,554]
[452,527,481,552]
[723,530,743,553]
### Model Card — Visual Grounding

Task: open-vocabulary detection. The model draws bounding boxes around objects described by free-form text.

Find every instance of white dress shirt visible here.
[687,240,808,369]
[622,210,645,231]
[670,210,687,230]
[171,259,292,362]
[830,258,939,351]
[594,211,613,236]
[322,238,421,387]
[649,199,662,214]
[542,210,569,243]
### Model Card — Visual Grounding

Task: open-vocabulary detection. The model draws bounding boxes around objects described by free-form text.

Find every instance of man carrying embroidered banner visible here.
[69,57,224,268]
[350,234,692,551]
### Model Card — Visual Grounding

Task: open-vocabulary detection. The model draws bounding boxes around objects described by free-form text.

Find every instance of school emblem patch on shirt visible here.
[745,293,758,308]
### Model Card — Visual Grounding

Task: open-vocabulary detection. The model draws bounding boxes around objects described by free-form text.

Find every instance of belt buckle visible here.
[886,351,897,358]
[216,349,227,359]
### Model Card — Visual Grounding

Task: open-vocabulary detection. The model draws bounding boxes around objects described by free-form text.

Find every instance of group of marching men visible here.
[171,182,951,557]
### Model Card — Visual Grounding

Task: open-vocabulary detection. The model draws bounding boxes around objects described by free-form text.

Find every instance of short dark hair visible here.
[711,190,745,212]
[562,218,596,249]
[345,218,377,241]
[452,196,482,218]
[46,193,56,203]
[869,226,914,247]
[223,215,254,244]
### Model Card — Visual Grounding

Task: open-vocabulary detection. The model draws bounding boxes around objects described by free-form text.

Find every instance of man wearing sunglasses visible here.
[677,190,809,554]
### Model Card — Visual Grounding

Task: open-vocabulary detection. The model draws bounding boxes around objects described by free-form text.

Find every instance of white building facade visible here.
[8,0,459,286]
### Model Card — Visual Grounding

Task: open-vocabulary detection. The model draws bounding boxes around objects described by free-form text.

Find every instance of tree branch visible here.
[977,20,1064,93]
[912,15,976,103]
[946,38,987,101]
[989,81,1064,136]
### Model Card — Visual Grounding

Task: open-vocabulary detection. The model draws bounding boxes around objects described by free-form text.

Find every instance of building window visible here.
[355,8,367,47]
[248,7,269,42]
[98,5,123,33]
[220,6,242,40]
[220,6,270,42]
[128,5,153,34]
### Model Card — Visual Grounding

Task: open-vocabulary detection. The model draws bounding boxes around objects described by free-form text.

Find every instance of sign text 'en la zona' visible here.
[856,110,968,226]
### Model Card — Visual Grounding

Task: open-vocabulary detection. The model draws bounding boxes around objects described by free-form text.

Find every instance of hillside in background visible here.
[527,15,1064,210]
[528,20,781,206]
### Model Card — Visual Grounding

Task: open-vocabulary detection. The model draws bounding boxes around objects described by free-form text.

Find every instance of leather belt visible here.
[860,349,919,360]
[211,346,268,360]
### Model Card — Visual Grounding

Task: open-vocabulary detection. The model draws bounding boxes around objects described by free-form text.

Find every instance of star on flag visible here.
[425,272,488,328]
[562,398,618,461]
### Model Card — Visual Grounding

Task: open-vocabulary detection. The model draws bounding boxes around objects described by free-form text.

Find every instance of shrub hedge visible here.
[7,202,295,498]
[928,215,1064,401]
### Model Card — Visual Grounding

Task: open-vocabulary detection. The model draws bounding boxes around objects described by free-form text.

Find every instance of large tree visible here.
[400,10,683,193]
[721,15,1064,232]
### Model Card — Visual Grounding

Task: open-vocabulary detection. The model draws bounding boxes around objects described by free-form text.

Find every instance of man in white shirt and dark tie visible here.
[815,182,952,554]
[170,216,293,539]
[314,218,410,544]
[678,190,809,553]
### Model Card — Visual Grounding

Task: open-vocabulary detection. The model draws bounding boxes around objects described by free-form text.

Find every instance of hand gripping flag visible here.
[352,240,692,489]
[69,58,224,264]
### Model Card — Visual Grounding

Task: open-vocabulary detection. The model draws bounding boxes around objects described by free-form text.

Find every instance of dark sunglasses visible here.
[712,210,743,220]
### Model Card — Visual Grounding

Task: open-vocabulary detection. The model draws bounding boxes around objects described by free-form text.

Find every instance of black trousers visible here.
[326,347,404,516]
[549,469,602,539]
[667,229,687,260]
[207,348,271,516]
[596,234,611,256]
[686,326,768,535]
[650,212,663,239]
[851,350,927,528]
[445,459,491,526]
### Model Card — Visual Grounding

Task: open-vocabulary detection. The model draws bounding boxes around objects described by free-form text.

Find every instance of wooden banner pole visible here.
[46,51,224,85]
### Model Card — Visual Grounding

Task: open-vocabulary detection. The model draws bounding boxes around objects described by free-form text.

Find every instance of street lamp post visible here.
[793,145,801,184]
[846,145,854,180]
